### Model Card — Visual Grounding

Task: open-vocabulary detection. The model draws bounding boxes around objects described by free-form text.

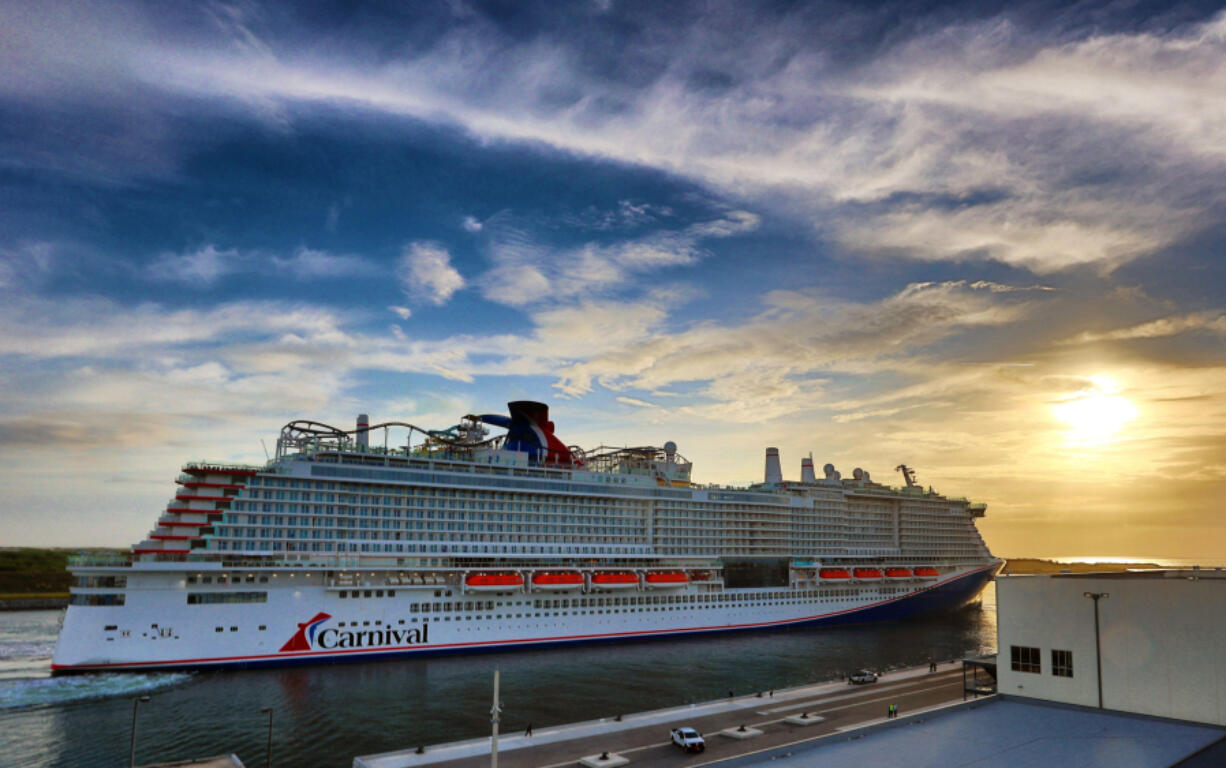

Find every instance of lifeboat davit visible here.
[853,568,884,580]
[465,572,524,591]
[645,571,689,588]
[591,572,640,590]
[884,568,913,579]
[819,568,851,580]
[914,567,940,579]
[531,571,585,591]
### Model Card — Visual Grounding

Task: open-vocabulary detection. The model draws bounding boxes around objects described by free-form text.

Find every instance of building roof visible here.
[714,698,1224,768]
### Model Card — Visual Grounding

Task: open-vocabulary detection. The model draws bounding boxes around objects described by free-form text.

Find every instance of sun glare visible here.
[1053,378,1138,444]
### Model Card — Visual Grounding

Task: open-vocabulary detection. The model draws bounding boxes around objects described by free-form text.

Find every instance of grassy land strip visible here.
[0,547,125,594]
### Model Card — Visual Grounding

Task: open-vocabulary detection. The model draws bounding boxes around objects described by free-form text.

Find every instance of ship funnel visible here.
[356,413,369,450]
[801,454,816,483]
[765,447,783,484]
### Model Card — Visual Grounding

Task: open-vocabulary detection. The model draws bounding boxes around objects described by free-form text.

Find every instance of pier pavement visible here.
[355,662,971,768]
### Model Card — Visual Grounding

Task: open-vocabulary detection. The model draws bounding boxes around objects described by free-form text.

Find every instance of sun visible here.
[1052,378,1138,444]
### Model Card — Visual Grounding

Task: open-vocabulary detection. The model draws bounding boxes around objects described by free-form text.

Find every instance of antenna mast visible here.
[895,464,917,487]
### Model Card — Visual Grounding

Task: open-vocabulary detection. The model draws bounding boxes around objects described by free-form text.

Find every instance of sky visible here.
[2,0,1226,558]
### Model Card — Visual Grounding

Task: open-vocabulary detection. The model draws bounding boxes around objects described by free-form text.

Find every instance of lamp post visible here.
[260,707,274,768]
[129,695,151,768]
[1083,592,1109,708]
[490,669,501,768]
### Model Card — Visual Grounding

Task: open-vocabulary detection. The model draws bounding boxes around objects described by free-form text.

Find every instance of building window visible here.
[1011,645,1041,674]
[1052,649,1073,678]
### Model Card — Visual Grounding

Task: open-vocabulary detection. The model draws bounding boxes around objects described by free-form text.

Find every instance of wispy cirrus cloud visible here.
[1060,312,1226,345]
[146,245,375,284]
[146,244,242,284]
[477,209,758,307]
[7,4,1224,273]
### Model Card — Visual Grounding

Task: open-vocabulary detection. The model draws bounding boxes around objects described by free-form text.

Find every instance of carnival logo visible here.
[280,612,332,652]
[279,612,430,652]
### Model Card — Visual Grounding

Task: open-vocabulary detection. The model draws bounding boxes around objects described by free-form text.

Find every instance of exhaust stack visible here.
[764,447,783,484]
[801,454,816,483]
[356,413,369,450]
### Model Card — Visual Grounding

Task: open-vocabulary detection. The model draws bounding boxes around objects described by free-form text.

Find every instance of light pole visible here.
[129,695,151,768]
[260,707,274,768]
[490,669,501,768]
[1084,592,1109,708]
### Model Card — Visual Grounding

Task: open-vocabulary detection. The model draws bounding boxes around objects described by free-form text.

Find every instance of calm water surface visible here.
[0,588,995,767]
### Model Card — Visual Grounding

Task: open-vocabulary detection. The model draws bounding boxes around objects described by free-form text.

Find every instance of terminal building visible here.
[996,568,1226,726]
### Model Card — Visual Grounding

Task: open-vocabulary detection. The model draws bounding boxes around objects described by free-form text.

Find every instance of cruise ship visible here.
[53,401,1001,673]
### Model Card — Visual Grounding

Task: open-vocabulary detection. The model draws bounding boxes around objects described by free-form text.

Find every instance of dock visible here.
[355,663,969,768]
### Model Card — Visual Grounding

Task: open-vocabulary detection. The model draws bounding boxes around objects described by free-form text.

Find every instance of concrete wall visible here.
[997,572,1226,726]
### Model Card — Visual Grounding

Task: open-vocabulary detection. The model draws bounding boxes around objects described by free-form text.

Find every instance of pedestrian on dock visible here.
[728,689,734,698]
[525,722,533,737]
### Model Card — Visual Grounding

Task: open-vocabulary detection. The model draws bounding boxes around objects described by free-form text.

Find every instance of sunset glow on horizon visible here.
[2,2,1225,560]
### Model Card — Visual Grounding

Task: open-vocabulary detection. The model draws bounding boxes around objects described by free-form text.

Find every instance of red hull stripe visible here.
[51,564,999,672]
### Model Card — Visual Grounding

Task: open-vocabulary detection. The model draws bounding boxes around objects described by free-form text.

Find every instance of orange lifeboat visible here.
[591,572,640,590]
[465,572,524,591]
[644,571,689,588]
[690,571,713,581]
[819,568,851,580]
[914,567,940,579]
[853,568,884,580]
[884,568,913,579]
[531,571,585,591]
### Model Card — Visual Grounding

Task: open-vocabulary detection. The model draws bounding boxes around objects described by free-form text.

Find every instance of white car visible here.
[848,669,879,684]
[670,727,705,753]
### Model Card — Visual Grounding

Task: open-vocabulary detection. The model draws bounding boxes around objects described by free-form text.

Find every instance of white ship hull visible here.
[52,562,999,672]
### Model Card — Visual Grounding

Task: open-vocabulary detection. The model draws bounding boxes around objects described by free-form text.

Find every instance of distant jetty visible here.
[1002,558,1162,574]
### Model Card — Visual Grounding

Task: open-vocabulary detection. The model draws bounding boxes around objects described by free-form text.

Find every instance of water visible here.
[0,591,996,767]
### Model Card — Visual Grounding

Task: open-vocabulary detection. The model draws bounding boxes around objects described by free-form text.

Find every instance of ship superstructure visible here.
[53,401,1000,673]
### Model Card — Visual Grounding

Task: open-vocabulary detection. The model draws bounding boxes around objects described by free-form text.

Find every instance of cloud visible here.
[271,247,374,278]
[397,242,465,305]
[388,305,413,320]
[476,209,758,307]
[146,244,374,283]
[616,396,660,409]
[462,215,483,233]
[0,241,56,288]
[6,4,1225,273]
[1061,313,1226,345]
[548,280,1035,421]
[146,244,242,284]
